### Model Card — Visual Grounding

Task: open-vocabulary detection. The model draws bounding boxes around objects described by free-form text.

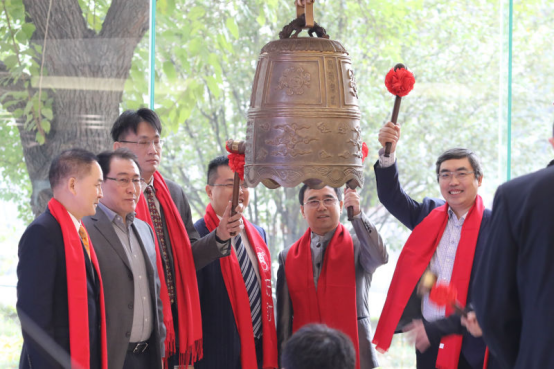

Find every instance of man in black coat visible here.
[194,156,275,369]
[473,155,554,368]
[17,149,104,369]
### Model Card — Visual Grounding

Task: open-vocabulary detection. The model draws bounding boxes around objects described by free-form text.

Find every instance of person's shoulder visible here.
[163,177,183,193]
[194,217,208,234]
[25,210,60,234]
[20,210,63,250]
[279,244,295,262]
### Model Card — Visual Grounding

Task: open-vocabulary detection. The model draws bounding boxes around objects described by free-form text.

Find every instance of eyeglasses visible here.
[119,139,165,149]
[303,198,338,208]
[106,177,143,187]
[438,171,475,181]
[209,183,249,189]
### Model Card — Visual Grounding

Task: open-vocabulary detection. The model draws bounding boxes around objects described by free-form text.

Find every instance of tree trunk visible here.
[17,0,149,216]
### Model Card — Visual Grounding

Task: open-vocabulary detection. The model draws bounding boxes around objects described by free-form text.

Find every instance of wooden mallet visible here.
[225,139,246,236]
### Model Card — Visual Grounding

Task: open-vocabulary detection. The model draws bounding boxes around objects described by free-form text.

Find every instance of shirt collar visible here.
[310,227,337,245]
[98,202,135,225]
[67,210,81,233]
[142,176,155,193]
[448,207,468,223]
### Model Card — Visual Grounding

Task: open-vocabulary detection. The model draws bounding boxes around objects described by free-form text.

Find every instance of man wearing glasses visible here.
[372,122,491,369]
[276,185,388,369]
[194,156,278,369]
[84,149,165,369]
[111,109,243,367]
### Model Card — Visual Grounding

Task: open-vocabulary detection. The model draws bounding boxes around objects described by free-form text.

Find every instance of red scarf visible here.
[135,171,202,366]
[204,204,278,369]
[373,196,485,369]
[285,224,360,369]
[47,198,108,369]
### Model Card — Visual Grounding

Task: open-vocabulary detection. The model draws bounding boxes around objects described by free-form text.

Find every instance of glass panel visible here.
[510,0,554,177]
[0,1,150,366]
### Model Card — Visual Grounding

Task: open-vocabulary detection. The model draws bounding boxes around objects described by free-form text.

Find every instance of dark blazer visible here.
[165,179,225,271]
[83,207,165,369]
[374,161,490,369]
[17,209,101,369]
[473,166,554,369]
[193,217,267,369]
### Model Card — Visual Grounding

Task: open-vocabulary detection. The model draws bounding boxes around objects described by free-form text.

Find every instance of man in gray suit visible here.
[84,149,165,369]
[111,109,242,367]
[276,186,388,369]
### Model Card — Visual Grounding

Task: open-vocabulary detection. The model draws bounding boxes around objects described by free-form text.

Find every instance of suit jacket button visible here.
[128,303,134,309]
[126,331,131,337]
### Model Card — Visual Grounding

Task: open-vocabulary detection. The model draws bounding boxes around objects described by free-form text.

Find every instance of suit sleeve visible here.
[423,314,465,347]
[351,212,388,274]
[172,184,228,270]
[276,250,293,365]
[374,160,431,230]
[16,222,66,369]
[473,185,521,368]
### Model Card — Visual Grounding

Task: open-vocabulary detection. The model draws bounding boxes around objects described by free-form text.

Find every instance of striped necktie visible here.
[235,235,263,338]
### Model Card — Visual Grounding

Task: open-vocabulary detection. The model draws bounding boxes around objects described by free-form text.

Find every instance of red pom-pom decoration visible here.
[385,67,415,97]
[227,153,245,181]
[429,282,458,307]
[361,142,368,163]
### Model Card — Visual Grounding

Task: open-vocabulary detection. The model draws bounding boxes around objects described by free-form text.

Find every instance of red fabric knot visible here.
[429,282,458,307]
[226,144,246,181]
[385,67,415,97]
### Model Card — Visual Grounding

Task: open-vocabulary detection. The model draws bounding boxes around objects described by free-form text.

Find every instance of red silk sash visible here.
[48,199,108,369]
[285,225,360,369]
[135,172,202,366]
[373,196,484,369]
[204,204,278,369]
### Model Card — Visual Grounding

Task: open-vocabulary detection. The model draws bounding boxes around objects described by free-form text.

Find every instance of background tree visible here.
[0,0,149,220]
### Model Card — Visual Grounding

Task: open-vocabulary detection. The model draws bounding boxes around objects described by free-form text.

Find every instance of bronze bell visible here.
[244,5,364,191]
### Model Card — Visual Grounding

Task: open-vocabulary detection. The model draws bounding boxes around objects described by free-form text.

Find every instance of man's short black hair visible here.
[97,148,141,180]
[49,148,98,190]
[281,324,356,369]
[111,108,163,142]
[207,155,229,184]
[435,148,483,182]
[298,184,343,205]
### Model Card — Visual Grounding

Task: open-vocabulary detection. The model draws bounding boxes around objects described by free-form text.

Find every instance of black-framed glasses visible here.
[438,171,475,181]
[106,177,143,187]
[303,198,338,208]
[209,183,249,189]
[119,139,165,149]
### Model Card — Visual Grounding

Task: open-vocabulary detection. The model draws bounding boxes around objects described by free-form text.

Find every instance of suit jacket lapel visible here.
[132,223,154,280]
[93,207,133,272]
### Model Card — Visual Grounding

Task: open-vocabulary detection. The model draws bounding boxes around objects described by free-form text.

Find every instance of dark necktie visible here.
[235,235,263,338]
[144,186,175,303]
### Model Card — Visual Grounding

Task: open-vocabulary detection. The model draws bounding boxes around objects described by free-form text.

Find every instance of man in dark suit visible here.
[83,149,165,369]
[277,185,388,369]
[372,122,490,369]
[17,149,105,369]
[111,109,243,366]
[194,156,278,369]
[473,151,554,368]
